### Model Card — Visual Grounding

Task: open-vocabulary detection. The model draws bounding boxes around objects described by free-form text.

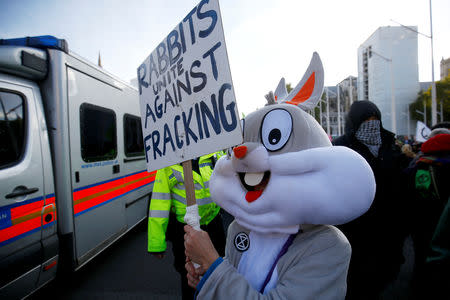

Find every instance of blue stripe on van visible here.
[73,169,147,192]
[74,180,152,217]
[0,226,41,247]
[43,221,56,229]
[1,192,55,212]
[1,195,44,211]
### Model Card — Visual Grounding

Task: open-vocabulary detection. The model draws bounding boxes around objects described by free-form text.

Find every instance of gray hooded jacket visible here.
[196,221,351,299]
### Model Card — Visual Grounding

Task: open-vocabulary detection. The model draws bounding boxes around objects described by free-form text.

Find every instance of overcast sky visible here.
[1,0,449,115]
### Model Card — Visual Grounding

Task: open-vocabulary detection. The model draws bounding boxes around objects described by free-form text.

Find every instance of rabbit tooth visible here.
[244,172,264,186]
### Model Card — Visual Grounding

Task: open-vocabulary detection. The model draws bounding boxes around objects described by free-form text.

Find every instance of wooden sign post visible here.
[182,160,196,207]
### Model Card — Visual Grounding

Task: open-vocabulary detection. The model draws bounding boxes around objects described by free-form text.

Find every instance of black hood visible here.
[344,101,382,136]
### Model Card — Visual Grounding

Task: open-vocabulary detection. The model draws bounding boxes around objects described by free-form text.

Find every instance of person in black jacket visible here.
[333,100,410,300]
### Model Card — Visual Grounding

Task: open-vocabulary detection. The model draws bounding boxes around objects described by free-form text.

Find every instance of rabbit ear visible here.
[274,77,288,102]
[281,52,324,111]
[264,91,276,105]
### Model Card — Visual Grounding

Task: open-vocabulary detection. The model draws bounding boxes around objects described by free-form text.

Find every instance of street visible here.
[29,217,414,300]
[30,221,182,300]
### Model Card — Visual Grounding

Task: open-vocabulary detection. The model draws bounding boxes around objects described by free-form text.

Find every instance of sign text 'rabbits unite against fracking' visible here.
[138,0,242,172]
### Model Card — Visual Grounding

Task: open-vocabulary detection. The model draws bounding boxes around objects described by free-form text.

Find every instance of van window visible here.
[124,114,144,157]
[80,103,117,162]
[0,91,25,168]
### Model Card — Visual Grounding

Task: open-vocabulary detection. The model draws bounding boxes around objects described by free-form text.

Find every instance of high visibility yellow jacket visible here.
[147,152,224,252]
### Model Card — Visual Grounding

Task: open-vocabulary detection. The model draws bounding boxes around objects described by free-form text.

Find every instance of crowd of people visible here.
[146,100,449,299]
[333,102,450,299]
[402,121,450,299]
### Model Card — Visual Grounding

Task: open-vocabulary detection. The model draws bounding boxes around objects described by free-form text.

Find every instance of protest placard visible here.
[138,0,242,173]
[415,120,431,142]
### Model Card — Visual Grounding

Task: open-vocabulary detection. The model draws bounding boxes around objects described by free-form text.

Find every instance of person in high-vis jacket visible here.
[148,151,226,300]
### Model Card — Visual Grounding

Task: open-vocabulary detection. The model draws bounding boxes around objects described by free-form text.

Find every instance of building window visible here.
[80,103,117,162]
[124,114,144,157]
[0,91,25,168]
[362,51,369,100]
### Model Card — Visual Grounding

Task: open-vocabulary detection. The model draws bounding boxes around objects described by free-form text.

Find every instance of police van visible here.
[0,36,155,298]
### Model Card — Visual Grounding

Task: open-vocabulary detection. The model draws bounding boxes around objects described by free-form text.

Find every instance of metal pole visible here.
[440,101,444,122]
[416,107,426,128]
[319,99,323,126]
[337,84,341,136]
[406,105,410,138]
[389,60,397,134]
[326,88,330,135]
[391,14,436,125]
[430,0,437,126]
[349,77,354,105]
[424,100,427,125]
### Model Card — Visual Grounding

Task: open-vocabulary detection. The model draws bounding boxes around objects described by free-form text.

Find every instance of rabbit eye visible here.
[261,109,292,151]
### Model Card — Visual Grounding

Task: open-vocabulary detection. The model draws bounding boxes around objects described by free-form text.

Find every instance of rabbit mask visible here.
[210,53,376,234]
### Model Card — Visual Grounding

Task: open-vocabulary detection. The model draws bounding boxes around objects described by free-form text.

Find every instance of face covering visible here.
[355,119,382,157]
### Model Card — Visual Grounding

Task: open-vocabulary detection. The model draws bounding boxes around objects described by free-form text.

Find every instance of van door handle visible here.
[6,186,39,199]
[113,164,120,174]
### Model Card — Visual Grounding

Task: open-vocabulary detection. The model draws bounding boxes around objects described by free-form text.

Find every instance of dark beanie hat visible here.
[344,100,382,136]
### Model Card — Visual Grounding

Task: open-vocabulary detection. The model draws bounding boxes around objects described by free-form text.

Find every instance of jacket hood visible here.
[344,101,382,136]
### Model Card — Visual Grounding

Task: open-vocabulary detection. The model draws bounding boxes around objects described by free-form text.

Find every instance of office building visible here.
[357,26,419,135]
[441,57,450,80]
[338,76,358,113]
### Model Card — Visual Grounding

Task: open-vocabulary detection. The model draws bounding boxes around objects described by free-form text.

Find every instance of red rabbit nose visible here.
[233,145,247,159]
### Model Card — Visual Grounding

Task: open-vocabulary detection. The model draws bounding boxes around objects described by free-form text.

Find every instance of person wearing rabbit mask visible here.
[184,53,376,299]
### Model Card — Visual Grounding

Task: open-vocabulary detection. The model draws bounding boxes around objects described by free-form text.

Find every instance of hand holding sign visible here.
[184,224,220,276]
